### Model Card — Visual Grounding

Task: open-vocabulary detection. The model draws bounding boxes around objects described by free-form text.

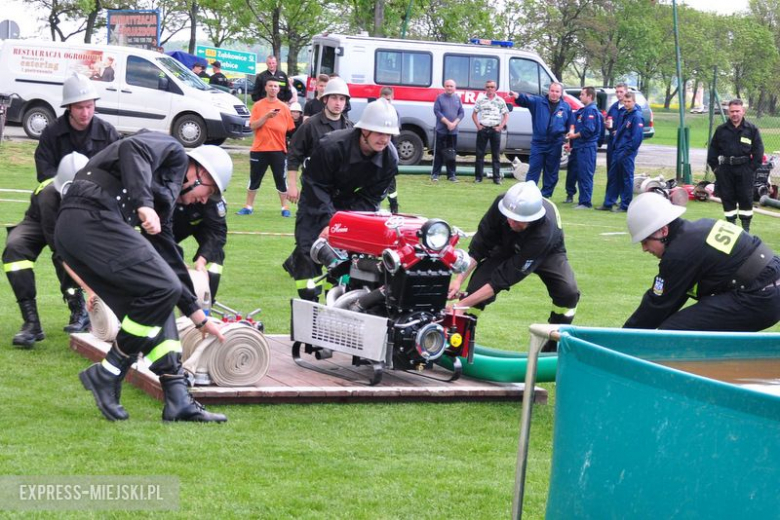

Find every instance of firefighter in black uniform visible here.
[35,73,120,182]
[54,132,233,422]
[448,181,580,352]
[3,153,89,347]
[283,99,399,301]
[252,55,292,103]
[624,192,780,330]
[707,98,764,232]
[172,197,227,301]
[286,77,352,204]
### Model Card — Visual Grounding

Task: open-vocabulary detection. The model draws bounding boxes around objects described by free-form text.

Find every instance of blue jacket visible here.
[514,94,571,145]
[613,108,644,156]
[607,100,642,141]
[570,102,602,149]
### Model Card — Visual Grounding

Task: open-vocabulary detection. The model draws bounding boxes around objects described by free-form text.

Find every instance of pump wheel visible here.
[172,114,208,148]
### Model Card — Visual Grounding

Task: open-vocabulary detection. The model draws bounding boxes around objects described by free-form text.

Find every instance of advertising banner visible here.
[107,10,160,50]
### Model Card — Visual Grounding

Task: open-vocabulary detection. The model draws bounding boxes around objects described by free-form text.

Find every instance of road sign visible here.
[196,46,256,75]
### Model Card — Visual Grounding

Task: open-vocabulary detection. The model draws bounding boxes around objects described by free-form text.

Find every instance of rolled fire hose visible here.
[87,296,120,341]
[179,321,270,387]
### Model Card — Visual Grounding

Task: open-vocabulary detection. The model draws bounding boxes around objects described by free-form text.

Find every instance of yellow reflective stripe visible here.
[737,209,754,217]
[387,191,398,198]
[121,316,162,338]
[705,220,741,255]
[101,358,121,376]
[545,198,563,229]
[34,179,54,195]
[190,219,203,226]
[206,263,223,274]
[145,339,182,363]
[552,304,577,317]
[4,260,35,272]
[295,278,325,289]
[687,283,699,298]
[723,209,738,218]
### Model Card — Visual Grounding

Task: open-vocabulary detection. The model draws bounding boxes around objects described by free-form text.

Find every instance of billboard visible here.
[9,45,118,83]
[107,10,160,50]
[196,45,257,75]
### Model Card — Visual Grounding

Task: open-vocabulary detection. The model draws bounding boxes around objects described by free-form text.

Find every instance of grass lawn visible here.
[1,139,780,518]
[651,108,780,154]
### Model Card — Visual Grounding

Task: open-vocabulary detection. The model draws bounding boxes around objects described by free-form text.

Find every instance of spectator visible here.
[596,91,644,212]
[707,99,764,232]
[473,80,509,184]
[447,182,579,352]
[380,86,401,213]
[564,86,602,209]
[303,74,329,121]
[509,82,571,196]
[252,55,292,103]
[431,79,464,182]
[624,192,780,331]
[209,61,230,89]
[192,63,209,80]
[287,102,303,147]
[286,77,352,205]
[237,79,295,218]
[283,99,399,302]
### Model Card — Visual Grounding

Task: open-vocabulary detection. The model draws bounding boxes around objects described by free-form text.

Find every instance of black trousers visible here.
[249,150,287,192]
[475,127,502,180]
[659,285,780,331]
[3,219,76,302]
[432,132,458,179]
[466,252,580,322]
[55,207,182,369]
[715,164,754,221]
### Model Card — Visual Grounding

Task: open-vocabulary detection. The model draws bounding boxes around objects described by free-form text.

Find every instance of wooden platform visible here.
[70,333,546,405]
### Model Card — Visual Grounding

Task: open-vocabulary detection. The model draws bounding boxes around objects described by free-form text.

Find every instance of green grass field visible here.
[1,139,779,518]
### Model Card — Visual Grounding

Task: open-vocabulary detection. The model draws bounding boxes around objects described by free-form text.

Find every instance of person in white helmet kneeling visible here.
[448,181,580,352]
[624,192,780,330]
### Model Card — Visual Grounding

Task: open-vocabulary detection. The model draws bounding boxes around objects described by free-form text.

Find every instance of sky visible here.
[2,0,752,41]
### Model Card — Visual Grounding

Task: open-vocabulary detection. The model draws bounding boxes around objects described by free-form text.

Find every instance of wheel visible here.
[205,138,226,146]
[396,130,424,165]
[172,114,208,148]
[22,105,56,139]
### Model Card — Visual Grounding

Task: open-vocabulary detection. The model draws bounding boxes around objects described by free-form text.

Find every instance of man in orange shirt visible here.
[237,78,295,217]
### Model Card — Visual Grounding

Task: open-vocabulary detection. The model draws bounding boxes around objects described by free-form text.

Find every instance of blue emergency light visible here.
[468,38,514,48]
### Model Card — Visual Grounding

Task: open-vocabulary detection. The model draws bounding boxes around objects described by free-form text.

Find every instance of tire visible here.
[396,130,424,165]
[205,138,227,146]
[172,114,208,148]
[22,105,55,140]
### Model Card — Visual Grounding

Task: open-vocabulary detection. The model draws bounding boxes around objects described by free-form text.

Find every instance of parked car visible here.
[565,87,654,142]
[691,104,724,115]
[231,77,255,95]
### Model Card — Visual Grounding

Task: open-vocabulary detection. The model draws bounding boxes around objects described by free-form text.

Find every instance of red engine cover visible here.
[327,211,432,256]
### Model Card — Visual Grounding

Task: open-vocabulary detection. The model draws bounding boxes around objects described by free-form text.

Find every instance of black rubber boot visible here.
[64,290,91,333]
[160,374,227,423]
[740,217,751,233]
[79,346,132,421]
[389,198,399,214]
[12,299,45,348]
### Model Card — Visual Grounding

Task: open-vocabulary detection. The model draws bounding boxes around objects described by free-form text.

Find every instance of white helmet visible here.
[627,192,686,243]
[289,102,303,112]
[54,152,89,194]
[498,182,546,222]
[321,77,350,100]
[61,73,99,107]
[186,145,233,201]
[354,98,400,136]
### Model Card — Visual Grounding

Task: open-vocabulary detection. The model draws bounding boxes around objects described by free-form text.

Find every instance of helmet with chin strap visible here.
[184,145,233,202]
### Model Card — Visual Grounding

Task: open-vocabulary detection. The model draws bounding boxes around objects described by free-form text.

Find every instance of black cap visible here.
[212,61,221,68]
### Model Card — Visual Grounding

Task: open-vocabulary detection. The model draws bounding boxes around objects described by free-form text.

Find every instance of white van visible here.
[305,33,581,165]
[0,39,252,146]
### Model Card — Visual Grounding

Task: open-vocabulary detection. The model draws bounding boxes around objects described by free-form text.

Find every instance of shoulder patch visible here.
[653,276,664,296]
[217,201,227,217]
[521,260,534,272]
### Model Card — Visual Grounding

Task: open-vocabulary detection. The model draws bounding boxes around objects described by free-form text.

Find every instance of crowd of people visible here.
[5,56,780,424]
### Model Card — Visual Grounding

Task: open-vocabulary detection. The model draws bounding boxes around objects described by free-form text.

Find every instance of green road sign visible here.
[196,45,256,75]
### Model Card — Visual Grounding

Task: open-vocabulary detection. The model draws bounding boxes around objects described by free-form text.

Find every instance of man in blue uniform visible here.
[597,91,644,212]
[625,192,780,330]
[564,87,602,208]
[509,82,571,197]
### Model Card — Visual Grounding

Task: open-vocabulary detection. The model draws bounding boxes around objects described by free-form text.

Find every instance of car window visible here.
[444,54,498,90]
[509,57,541,95]
[157,56,205,90]
[128,56,167,90]
[376,49,432,86]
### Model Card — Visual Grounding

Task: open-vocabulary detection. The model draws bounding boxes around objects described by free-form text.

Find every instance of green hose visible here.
[438,344,557,383]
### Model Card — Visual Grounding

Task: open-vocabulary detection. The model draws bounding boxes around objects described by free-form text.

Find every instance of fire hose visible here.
[179,320,270,387]
[86,296,120,342]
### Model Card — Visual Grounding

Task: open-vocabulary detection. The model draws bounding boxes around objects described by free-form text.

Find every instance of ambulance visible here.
[304,33,580,165]
[0,39,252,146]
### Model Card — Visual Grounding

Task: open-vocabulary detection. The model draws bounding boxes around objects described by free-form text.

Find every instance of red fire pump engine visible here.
[290,211,477,385]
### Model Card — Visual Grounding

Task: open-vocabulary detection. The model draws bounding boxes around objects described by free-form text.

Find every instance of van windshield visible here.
[157,56,209,90]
